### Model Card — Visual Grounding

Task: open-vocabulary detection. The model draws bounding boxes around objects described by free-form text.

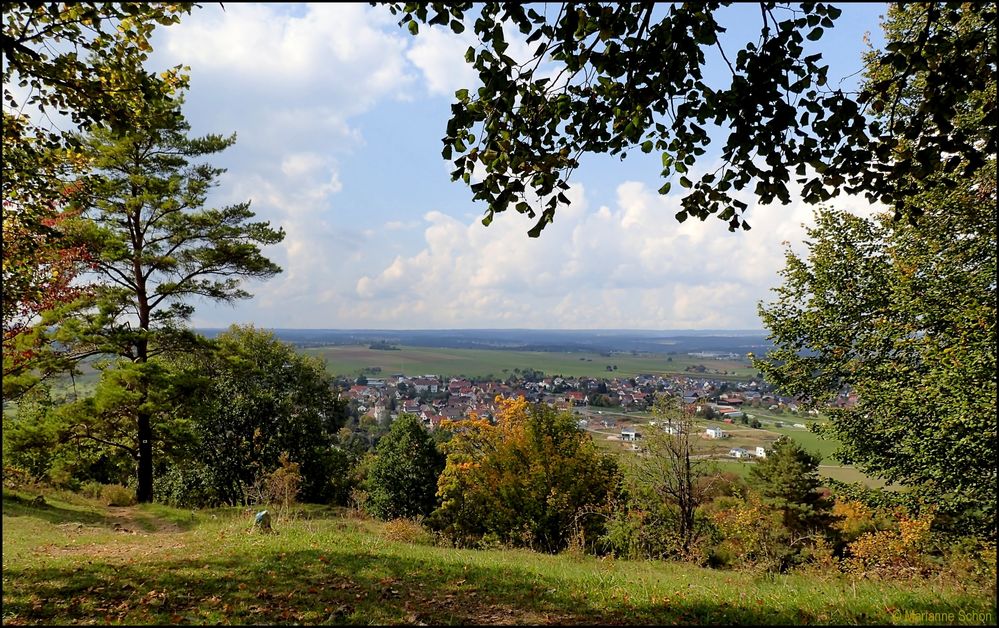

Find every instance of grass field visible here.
[303,345,759,380]
[3,488,993,625]
[575,406,889,487]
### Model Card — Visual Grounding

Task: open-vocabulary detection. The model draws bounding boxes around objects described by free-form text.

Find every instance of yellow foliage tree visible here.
[430,396,619,553]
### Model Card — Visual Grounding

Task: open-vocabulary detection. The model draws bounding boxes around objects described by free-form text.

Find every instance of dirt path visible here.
[105,506,184,534]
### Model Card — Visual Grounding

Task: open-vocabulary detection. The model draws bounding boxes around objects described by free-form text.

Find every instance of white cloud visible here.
[406,26,479,97]
[349,179,882,329]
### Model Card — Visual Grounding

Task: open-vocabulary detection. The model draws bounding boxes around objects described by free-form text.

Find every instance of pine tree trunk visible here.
[136,407,153,502]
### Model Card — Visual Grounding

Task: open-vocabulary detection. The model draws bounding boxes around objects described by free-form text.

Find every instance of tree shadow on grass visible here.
[2,492,113,527]
[3,543,984,626]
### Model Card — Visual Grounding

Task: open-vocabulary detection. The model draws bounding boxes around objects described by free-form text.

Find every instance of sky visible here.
[138,2,890,331]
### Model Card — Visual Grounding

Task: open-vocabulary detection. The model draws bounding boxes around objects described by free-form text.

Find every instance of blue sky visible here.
[143,2,889,330]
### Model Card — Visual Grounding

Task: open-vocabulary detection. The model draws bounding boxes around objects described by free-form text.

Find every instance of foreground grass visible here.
[2,489,995,625]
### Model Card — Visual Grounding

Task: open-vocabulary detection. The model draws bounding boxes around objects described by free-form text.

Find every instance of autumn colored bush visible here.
[381,518,433,545]
[100,483,136,507]
[429,396,620,553]
[844,508,934,578]
[265,453,302,513]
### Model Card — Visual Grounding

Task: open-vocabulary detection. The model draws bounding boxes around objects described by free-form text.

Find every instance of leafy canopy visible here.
[163,326,349,506]
[753,2,996,532]
[389,2,996,236]
[366,413,446,520]
[2,3,195,393]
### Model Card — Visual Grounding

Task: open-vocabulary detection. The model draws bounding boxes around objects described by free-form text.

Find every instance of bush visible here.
[155,464,220,508]
[430,397,620,553]
[381,518,433,545]
[100,483,136,507]
[366,414,444,520]
[79,480,104,500]
[265,453,302,511]
[2,465,34,491]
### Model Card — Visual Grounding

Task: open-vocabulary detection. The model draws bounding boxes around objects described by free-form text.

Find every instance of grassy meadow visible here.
[577,406,891,488]
[303,345,758,380]
[3,488,994,626]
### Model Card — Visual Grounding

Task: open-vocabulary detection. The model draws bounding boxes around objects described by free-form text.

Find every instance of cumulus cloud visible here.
[349,180,882,329]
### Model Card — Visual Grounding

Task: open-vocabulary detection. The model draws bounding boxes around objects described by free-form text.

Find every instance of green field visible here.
[3,488,993,625]
[304,345,758,380]
[575,406,889,487]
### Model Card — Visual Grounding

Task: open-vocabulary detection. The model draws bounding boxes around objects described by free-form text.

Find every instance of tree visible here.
[2,3,194,142]
[366,413,446,520]
[630,394,715,557]
[45,97,285,503]
[389,2,995,236]
[2,3,194,395]
[161,326,350,506]
[431,396,620,553]
[755,1,996,534]
[749,436,833,535]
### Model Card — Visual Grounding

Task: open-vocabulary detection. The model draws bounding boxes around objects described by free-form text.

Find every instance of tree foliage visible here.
[160,326,349,507]
[749,437,833,535]
[755,1,996,536]
[389,2,995,236]
[40,97,284,502]
[2,2,194,141]
[430,396,620,553]
[2,3,195,396]
[365,413,446,520]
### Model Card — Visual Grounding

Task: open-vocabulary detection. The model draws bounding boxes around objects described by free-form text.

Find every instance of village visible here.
[338,368,860,461]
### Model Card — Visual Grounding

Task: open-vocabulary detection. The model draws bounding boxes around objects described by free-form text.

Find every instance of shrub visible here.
[2,465,33,491]
[79,480,104,500]
[430,397,620,554]
[155,464,220,508]
[265,452,302,512]
[844,508,934,578]
[100,483,136,507]
[366,414,444,520]
[381,518,433,545]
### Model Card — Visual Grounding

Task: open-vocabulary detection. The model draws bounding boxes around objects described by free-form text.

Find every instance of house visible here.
[729,447,750,459]
[621,429,641,442]
[755,446,767,459]
[412,377,439,393]
[705,427,727,439]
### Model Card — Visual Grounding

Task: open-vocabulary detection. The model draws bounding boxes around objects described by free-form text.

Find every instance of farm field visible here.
[576,407,887,487]
[3,489,991,625]
[303,345,758,380]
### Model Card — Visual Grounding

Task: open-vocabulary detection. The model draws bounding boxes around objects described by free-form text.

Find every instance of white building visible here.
[729,447,750,458]
[755,446,767,459]
[705,427,727,439]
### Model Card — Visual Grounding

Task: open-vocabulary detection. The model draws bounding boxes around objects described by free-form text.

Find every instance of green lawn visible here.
[303,345,758,380]
[2,488,993,625]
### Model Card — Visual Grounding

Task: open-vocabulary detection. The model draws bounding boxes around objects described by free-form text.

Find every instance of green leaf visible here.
[408,20,419,36]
